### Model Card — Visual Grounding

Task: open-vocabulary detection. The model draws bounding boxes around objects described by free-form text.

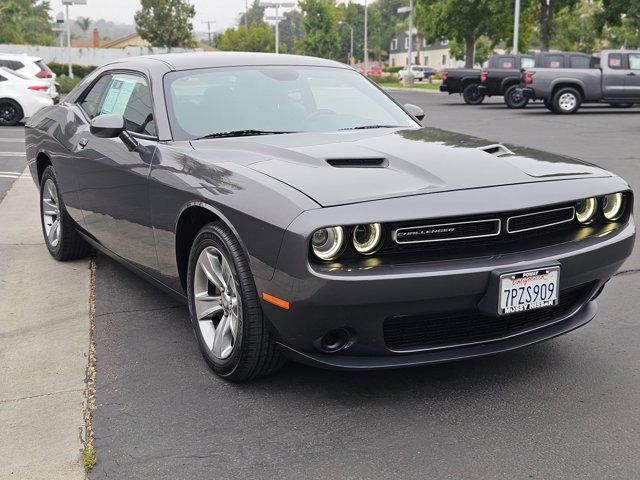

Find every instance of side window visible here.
[570,55,590,68]
[629,54,640,70]
[499,56,515,69]
[544,55,564,68]
[99,74,156,136]
[10,61,24,70]
[79,74,112,119]
[608,54,623,69]
[0,75,6,82]
[0,60,8,68]
[521,57,535,69]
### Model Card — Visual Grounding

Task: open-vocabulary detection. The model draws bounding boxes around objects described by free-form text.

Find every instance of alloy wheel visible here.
[0,101,18,125]
[559,93,576,111]
[193,246,241,360]
[42,179,61,248]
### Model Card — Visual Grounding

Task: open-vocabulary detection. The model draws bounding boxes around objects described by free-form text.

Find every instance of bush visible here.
[383,66,403,73]
[56,74,83,93]
[48,61,96,79]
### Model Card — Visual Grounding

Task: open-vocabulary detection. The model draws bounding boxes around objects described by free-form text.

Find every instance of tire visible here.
[0,99,23,126]
[504,85,529,109]
[544,99,554,112]
[462,83,485,105]
[552,87,582,114]
[187,221,284,381]
[40,166,92,260]
[609,103,634,108]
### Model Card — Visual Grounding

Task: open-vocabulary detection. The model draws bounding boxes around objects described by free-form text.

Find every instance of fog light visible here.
[353,223,382,255]
[576,198,597,224]
[602,193,624,221]
[311,226,345,261]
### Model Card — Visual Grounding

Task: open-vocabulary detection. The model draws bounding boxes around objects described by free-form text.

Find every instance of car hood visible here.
[190,127,610,207]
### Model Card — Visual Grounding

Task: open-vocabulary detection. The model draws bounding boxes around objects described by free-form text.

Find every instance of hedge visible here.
[382,66,403,73]
[48,62,96,79]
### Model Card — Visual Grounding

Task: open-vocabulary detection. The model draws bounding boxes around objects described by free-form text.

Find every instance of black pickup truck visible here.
[479,55,535,108]
[440,54,533,105]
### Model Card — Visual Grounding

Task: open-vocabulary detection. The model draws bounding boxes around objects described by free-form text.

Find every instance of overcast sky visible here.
[52,0,366,34]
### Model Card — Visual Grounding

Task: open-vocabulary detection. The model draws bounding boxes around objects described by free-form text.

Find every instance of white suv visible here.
[0,54,58,99]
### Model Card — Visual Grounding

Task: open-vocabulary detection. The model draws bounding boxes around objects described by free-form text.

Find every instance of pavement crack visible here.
[613,269,640,277]
[94,305,184,318]
[1,388,84,404]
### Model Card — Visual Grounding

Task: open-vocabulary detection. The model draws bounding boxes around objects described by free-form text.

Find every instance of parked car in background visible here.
[397,65,436,82]
[479,54,535,108]
[0,54,57,95]
[519,50,640,114]
[359,66,383,76]
[0,67,54,126]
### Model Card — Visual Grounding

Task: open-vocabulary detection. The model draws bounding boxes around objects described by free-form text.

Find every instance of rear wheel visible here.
[462,83,485,105]
[552,87,582,114]
[187,221,284,381]
[0,99,23,126]
[40,166,91,260]
[504,85,529,109]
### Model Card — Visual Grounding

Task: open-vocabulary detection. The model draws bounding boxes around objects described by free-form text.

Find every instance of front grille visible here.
[383,283,594,351]
[507,206,575,233]
[393,219,500,244]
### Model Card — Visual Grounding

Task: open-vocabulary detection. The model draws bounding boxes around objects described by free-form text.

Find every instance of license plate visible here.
[499,267,560,315]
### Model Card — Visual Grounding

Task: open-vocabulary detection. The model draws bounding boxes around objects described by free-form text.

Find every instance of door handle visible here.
[78,137,88,149]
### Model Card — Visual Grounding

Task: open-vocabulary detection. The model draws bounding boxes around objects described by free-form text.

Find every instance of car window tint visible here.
[570,56,590,68]
[0,75,6,82]
[521,57,535,69]
[11,61,24,70]
[544,55,564,68]
[608,54,623,69]
[99,74,156,136]
[629,54,640,70]
[79,75,112,119]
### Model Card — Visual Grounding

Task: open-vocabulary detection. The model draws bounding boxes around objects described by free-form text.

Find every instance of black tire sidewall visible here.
[40,167,64,257]
[463,84,484,105]
[186,223,255,378]
[0,99,23,126]
[504,85,527,109]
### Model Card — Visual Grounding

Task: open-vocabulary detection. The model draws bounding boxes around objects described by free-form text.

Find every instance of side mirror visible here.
[90,114,125,138]
[404,103,425,121]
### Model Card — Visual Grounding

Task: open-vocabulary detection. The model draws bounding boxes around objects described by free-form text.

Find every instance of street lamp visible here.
[338,21,353,65]
[364,0,368,75]
[398,0,414,71]
[261,2,295,54]
[61,0,87,79]
[513,0,521,54]
[202,20,216,47]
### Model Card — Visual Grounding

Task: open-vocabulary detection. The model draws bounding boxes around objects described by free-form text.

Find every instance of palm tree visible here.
[76,16,92,38]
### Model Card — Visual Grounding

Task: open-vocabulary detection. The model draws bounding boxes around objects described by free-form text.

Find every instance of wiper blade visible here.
[339,125,403,131]
[193,129,296,140]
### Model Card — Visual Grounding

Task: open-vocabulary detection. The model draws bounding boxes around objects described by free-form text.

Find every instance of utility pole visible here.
[61,0,86,79]
[202,20,215,46]
[338,21,354,65]
[262,2,295,54]
[245,0,249,30]
[398,0,414,70]
[364,0,368,75]
[513,0,520,54]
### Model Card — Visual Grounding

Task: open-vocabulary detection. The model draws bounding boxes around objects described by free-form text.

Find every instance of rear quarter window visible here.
[570,56,591,68]
[544,55,564,68]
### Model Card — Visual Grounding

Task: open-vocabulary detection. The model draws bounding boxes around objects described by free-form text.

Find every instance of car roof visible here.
[0,53,41,62]
[108,51,350,71]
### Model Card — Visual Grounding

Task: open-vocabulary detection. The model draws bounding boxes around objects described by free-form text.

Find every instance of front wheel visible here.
[40,166,91,260]
[552,87,582,114]
[462,83,485,105]
[0,99,23,126]
[504,85,529,109]
[187,221,284,381]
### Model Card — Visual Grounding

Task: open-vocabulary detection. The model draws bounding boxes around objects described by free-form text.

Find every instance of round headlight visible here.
[602,193,625,221]
[311,226,345,261]
[576,197,597,224]
[353,223,382,255]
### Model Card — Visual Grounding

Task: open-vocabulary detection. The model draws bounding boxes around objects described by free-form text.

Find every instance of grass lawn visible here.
[377,81,441,90]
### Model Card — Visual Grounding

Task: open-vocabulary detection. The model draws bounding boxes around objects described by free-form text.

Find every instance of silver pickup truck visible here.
[519,50,640,114]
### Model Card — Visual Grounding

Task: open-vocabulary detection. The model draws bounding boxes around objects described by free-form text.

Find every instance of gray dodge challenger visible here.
[25,53,635,381]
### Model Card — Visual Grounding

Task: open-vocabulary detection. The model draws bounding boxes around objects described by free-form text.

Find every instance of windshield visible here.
[164,66,418,140]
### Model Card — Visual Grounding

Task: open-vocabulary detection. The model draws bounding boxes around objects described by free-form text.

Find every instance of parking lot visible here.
[3,94,640,479]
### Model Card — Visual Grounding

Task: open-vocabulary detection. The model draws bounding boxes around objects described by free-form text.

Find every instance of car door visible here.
[75,72,160,272]
[602,53,628,99]
[625,53,640,99]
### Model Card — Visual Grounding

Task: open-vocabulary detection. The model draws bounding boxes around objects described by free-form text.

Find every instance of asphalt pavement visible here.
[90,93,640,479]
[0,126,27,201]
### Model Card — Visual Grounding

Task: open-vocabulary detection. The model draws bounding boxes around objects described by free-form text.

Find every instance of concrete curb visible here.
[0,171,89,479]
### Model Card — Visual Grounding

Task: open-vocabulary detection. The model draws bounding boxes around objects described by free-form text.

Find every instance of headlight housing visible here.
[602,193,625,221]
[352,223,382,255]
[311,226,345,261]
[575,197,597,224]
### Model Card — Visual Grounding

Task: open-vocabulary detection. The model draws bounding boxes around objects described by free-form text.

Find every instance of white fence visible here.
[0,44,203,67]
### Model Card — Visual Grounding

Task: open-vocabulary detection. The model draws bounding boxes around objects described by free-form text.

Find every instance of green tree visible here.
[218,21,275,52]
[368,0,406,62]
[239,0,266,30]
[135,0,196,48]
[298,0,340,59]
[599,0,640,48]
[279,9,303,54]
[550,2,601,52]
[76,16,92,38]
[449,37,493,66]
[415,0,513,68]
[526,0,578,51]
[0,0,53,45]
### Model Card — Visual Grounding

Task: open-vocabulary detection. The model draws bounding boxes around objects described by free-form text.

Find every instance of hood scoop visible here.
[478,144,514,157]
[326,157,389,168]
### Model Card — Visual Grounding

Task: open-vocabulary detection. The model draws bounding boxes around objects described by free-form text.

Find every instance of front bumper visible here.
[256,181,635,370]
